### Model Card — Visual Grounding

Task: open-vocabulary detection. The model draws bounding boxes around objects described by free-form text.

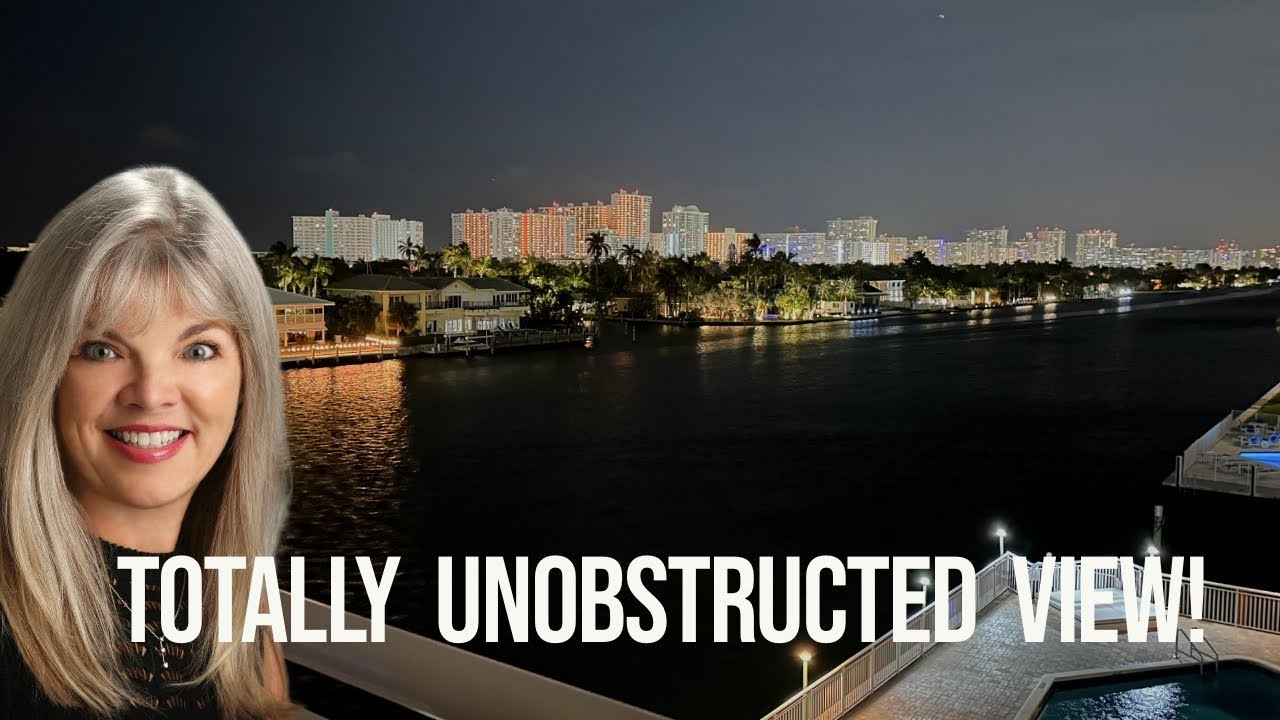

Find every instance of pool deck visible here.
[843,593,1280,720]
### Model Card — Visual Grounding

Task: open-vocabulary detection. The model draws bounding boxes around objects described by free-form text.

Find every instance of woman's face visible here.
[55,296,242,515]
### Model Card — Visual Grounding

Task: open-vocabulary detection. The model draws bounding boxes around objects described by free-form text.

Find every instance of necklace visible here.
[108,573,187,671]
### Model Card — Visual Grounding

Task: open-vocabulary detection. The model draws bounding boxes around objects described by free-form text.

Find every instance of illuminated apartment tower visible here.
[292,209,424,264]
[909,236,945,265]
[965,226,1008,263]
[450,210,491,257]
[609,190,653,252]
[540,201,610,258]
[882,235,910,264]
[661,205,709,256]
[520,210,577,259]
[650,232,664,252]
[1026,227,1067,262]
[1075,229,1118,266]
[450,208,525,259]
[1212,239,1243,270]
[705,228,752,263]
[826,216,878,264]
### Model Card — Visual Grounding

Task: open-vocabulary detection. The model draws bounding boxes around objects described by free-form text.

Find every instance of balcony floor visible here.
[844,593,1280,720]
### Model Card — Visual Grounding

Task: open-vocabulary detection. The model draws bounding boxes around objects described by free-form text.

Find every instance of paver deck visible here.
[843,593,1280,720]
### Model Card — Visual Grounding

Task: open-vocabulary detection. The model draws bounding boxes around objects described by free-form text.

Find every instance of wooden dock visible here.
[279,329,587,367]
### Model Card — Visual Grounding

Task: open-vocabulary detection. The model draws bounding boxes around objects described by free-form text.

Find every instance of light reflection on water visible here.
[280,360,418,600]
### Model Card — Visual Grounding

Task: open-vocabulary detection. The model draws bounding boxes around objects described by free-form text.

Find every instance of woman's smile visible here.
[103,425,192,464]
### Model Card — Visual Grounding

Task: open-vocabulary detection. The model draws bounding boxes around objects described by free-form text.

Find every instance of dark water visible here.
[280,290,1280,720]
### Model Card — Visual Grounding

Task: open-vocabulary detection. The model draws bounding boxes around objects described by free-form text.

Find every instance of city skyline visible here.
[6,2,1280,250]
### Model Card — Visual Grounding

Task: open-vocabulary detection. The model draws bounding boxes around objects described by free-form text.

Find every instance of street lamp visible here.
[798,650,813,689]
[995,527,1007,556]
[1146,543,1159,557]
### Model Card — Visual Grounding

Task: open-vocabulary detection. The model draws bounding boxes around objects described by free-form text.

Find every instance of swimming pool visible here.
[1036,661,1280,719]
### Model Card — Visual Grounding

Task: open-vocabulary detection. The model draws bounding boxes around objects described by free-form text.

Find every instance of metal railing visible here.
[1016,559,1280,635]
[759,553,1014,720]
[759,555,1280,720]
[1175,628,1219,674]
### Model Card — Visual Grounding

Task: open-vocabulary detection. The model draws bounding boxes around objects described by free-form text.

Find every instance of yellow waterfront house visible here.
[325,274,531,336]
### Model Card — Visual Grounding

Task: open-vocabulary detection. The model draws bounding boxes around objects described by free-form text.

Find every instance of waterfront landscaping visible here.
[254,235,1280,333]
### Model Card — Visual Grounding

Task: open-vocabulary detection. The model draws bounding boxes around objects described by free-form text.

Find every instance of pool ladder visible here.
[1175,628,1220,674]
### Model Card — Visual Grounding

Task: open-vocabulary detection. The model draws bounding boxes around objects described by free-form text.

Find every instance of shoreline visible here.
[595,287,1273,328]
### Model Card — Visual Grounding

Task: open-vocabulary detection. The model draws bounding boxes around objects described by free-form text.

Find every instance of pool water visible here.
[1037,663,1280,719]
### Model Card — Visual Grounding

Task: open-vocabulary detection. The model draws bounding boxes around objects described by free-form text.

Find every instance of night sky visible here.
[4,1,1278,251]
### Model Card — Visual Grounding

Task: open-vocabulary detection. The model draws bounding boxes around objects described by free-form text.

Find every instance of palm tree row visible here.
[259,236,1279,322]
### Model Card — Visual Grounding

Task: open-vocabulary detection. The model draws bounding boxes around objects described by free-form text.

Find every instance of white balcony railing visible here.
[757,555,1280,720]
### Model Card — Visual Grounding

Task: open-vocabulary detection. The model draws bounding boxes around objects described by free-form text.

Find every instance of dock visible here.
[279,328,587,367]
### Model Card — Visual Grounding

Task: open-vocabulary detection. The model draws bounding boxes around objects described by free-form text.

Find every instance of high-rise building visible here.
[451,208,573,260]
[541,202,609,258]
[908,236,945,265]
[1075,229,1118,266]
[292,209,424,264]
[882,235,910,264]
[965,226,1008,263]
[826,216,878,264]
[661,205,709,256]
[1179,248,1212,268]
[1241,247,1280,268]
[758,232,832,264]
[520,210,577,259]
[609,190,652,252]
[1026,227,1067,263]
[1211,239,1243,270]
[706,228,753,264]
[451,210,492,257]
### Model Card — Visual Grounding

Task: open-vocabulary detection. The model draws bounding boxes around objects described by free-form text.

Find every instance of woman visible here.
[0,167,296,718]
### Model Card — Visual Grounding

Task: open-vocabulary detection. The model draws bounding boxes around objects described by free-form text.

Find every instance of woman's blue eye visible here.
[82,342,117,360]
[185,342,219,361]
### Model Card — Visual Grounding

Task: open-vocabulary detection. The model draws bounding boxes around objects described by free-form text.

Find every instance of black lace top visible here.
[0,539,220,718]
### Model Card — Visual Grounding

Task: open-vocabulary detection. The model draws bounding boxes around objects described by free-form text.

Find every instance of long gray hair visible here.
[0,166,292,718]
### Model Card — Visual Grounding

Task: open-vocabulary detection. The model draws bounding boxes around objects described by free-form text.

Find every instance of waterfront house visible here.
[268,286,333,347]
[325,274,530,335]
[870,278,905,303]
[815,282,887,316]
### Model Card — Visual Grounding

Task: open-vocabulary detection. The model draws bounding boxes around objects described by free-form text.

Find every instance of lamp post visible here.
[798,651,812,689]
[1146,543,1159,558]
[995,527,1007,556]
[920,575,931,603]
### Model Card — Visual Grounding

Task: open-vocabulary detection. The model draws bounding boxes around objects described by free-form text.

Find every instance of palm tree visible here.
[274,257,303,294]
[441,242,471,277]
[558,263,589,292]
[414,245,438,276]
[836,276,859,302]
[469,255,498,278]
[388,299,419,337]
[619,243,642,285]
[309,255,334,297]
[398,235,417,273]
[584,231,611,285]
